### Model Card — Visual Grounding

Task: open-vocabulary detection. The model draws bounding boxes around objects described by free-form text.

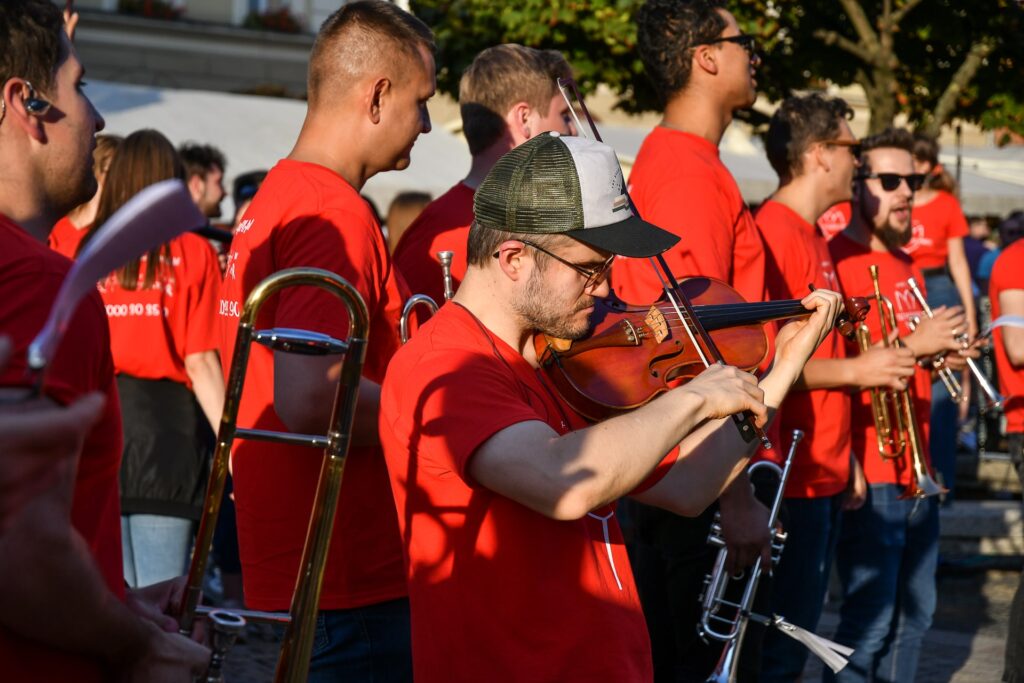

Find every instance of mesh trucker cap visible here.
[474,132,680,258]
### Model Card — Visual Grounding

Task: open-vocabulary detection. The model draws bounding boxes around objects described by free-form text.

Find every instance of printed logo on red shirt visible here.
[902,220,933,255]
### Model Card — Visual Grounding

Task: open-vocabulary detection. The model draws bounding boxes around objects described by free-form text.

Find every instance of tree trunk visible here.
[861,71,899,135]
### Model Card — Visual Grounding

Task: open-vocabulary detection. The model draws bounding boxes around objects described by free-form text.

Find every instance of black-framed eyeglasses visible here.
[856,172,926,192]
[695,33,758,56]
[493,239,614,289]
[821,138,862,158]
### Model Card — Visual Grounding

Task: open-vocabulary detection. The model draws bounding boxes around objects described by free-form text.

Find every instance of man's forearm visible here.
[794,357,855,390]
[0,497,153,669]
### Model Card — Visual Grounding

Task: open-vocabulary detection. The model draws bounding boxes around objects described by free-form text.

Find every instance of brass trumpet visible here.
[399,250,456,343]
[906,277,1003,413]
[178,267,370,683]
[855,265,906,460]
[861,265,945,499]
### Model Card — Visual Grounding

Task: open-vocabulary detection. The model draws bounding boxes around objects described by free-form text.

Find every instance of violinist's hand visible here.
[774,288,843,373]
[682,364,767,427]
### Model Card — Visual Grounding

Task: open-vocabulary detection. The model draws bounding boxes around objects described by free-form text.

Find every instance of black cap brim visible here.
[564,214,680,258]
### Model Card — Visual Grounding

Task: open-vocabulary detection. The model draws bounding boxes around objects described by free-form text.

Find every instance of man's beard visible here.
[515,269,593,340]
[876,221,911,250]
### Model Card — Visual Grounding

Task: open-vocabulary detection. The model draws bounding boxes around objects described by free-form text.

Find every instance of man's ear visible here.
[505,102,532,144]
[494,239,528,282]
[693,45,720,76]
[187,174,205,201]
[368,77,391,125]
[2,80,46,143]
[811,143,831,174]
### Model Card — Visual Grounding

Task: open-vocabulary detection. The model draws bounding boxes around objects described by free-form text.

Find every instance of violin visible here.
[535,277,869,422]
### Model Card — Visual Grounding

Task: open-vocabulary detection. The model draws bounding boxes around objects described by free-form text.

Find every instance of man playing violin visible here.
[755,94,918,682]
[379,131,843,682]
[826,128,967,683]
[614,2,775,678]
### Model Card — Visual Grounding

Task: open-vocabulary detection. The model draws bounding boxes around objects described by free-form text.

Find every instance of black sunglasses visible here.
[856,172,926,192]
[493,239,614,289]
[696,33,758,56]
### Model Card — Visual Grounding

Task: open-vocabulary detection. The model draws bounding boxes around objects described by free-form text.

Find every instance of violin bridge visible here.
[645,305,669,343]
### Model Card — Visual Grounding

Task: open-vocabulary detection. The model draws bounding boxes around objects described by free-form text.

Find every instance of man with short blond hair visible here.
[216,2,435,680]
[393,43,575,304]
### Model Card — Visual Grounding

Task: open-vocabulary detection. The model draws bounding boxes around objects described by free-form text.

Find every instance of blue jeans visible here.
[760,493,844,683]
[302,598,412,683]
[925,272,962,501]
[121,514,193,588]
[826,484,939,683]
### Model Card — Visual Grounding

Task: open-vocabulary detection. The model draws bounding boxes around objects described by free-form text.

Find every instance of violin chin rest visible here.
[546,336,573,353]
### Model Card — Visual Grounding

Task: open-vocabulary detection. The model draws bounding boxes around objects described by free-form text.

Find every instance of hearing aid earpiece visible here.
[22,81,51,117]
[25,97,51,115]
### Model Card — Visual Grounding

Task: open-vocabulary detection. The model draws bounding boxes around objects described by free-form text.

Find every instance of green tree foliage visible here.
[730,0,1024,138]
[411,0,658,114]
[412,0,1023,139]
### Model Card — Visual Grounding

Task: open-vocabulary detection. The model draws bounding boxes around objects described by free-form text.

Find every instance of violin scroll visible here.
[836,296,870,339]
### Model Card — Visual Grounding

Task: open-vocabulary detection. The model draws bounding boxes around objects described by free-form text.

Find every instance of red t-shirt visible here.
[381,302,663,682]
[817,202,851,241]
[614,127,767,305]
[903,191,969,270]
[392,182,474,304]
[217,159,407,611]
[830,233,932,486]
[615,127,776,448]
[46,214,90,259]
[0,215,124,682]
[989,240,1024,432]
[756,200,850,497]
[100,233,220,387]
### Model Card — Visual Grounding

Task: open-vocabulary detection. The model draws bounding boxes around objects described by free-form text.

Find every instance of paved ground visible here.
[218,567,1019,682]
[801,567,1017,683]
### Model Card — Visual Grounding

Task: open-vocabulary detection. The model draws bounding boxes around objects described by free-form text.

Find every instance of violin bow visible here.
[556,78,770,449]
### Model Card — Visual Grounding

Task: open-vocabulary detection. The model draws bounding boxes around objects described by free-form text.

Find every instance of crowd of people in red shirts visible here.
[2,1,1023,682]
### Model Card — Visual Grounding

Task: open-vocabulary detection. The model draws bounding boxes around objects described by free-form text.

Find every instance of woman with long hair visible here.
[48,133,123,258]
[79,129,224,587]
[907,132,976,500]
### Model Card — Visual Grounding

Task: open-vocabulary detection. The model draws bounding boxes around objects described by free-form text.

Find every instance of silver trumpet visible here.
[399,250,456,343]
[906,277,1003,412]
[701,430,853,682]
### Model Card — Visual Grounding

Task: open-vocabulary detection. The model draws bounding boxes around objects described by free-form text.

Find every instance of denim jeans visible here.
[825,484,939,683]
[760,493,844,683]
[925,272,962,501]
[303,598,412,683]
[121,514,193,588]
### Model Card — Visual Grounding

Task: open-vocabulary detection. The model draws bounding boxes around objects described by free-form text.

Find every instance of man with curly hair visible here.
[613,2,772,679]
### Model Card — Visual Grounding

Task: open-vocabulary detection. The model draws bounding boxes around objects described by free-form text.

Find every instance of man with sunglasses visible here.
[614,2,775,679]
[826,128,966,683]
[755,95,920,682]
[379,132,842,681]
